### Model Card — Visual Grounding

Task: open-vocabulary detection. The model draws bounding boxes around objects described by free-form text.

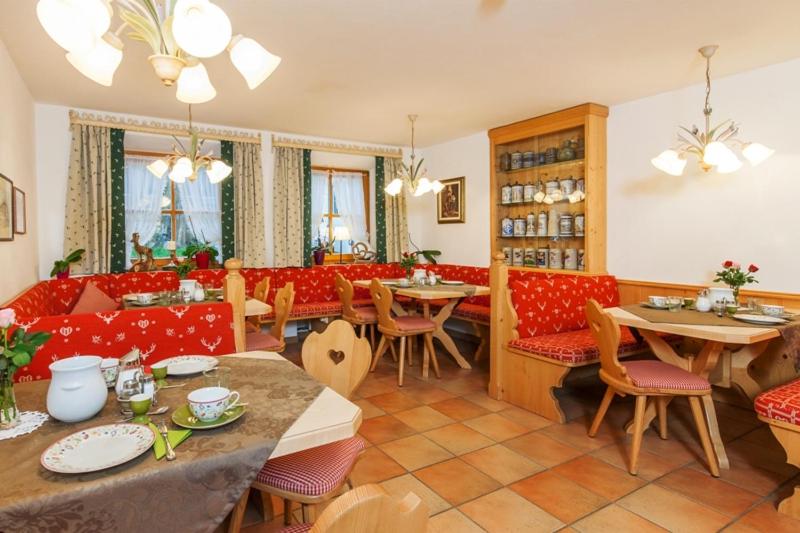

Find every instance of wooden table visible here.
[353,280,490,371]
[123,294,272,317]
[606,306,782,469]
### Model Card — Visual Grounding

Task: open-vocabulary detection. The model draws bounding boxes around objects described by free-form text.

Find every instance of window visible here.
[311,167,370,255]
[124,154,222,262]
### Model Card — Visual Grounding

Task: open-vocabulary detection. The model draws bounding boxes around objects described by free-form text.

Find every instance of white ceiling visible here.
[1,0,799,146]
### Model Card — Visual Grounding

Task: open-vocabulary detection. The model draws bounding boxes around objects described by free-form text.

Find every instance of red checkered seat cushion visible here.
[354,307,378,322]
[509,327,642,365]
[290,301,343,318]
[256,437,365,496]
[246,332,283,351]
[393,316,436,332]
[453,303,491,324]
[280,525,311,533]
[755,378,800,426]
[625,360,711,391]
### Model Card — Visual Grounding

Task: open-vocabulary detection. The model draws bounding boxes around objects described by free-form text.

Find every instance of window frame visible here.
[312,166,370,264]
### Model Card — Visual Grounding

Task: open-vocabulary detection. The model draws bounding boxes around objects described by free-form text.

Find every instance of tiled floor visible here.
[241,336,800,532]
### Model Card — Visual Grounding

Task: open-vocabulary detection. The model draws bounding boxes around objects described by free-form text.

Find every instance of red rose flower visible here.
[748,264,759,273]
[732,262,740,269]
[722,260,733,268]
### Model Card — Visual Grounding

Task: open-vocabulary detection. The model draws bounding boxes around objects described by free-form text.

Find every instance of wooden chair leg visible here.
[283,498,292,525]
[227,487,250,533]
[359,323,366,339]
[301,503,312,523]
[370,337,387,372]
[398,336,407,387]
[408,337,413,367]
[369,323,375,349]
[689,396,720,477]
[424,333,440,378]
[629,395,647,475]
[388,338,398,362]
[589,386,615,437]
[656,396,669,440]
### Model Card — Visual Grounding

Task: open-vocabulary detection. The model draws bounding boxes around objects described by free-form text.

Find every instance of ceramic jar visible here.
[47,356,108,423]
[523,183,536,203]
[559,214,573,236]
[510,152,523,170]
[696,290,712,312]
[549,248,563,269]
[524,248,536,267]
[576,177,585,193]
[537,212,548,236]
[512,248,524,266]
[501,216,514,237]
[499,153,511,171]
[574,213,585,236]
[544,147,558,165]
[513,218,527,237]
[500,183,512,205]
[511,182,524,203]
[578,249,585,271]
[560,177,575,197]
[526,213,536,236]
[545,179,559,197]
[557,140,576,162]
[575,137,585,159]
[548,208,560,237]
[536,248,549,268]
[565,248,578,270]
[522,151,534,168]
[502,247,512,266]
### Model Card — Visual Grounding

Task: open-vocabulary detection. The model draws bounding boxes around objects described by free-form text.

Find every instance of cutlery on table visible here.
[158,383,186,389]
[120,406,168,421]
[158,422,177,461]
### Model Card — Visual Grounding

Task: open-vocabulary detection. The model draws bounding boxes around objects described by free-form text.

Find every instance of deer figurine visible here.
[130,232,155,272]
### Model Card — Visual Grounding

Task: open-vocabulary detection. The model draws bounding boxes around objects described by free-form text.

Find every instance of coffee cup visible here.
[398,278,410,288]
[760,304,785,317]
[188,386,240,422]
[137,293,153,305]
[100,357,120,388]
[648,296,667,307]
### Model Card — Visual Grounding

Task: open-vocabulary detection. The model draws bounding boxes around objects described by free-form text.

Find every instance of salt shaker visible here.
[428,272,437,285]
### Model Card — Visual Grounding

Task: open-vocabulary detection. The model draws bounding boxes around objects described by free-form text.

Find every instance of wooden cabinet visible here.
[488,103,608,274]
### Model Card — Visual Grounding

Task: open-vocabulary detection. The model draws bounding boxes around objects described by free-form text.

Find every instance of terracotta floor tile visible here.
[349,446,406,485]
[463,392,511,412]
[656,466,761,516]
[353,398,385,419]
[540,416,618,452]
[463,413,530,442]
[424,423,495,455]
[404,386,455,405]
[430,398,490,421]
[505,431,583,468]
[379,473,451,516]
[571,504,668,533]
[438,376,487,396]
[459,488,564,532]
[510,471,609,523]
[591,442,683,481]
[732,501,800,533]
[497,406,554,431]
[357,415,416,444]
[461,444,544,484]
[726,438,798,477]
[428,509,485,533]
[414,458,501,505]
[392,405,454,432]
[689,459,791,497]
[355,377,397,398]
[378,434,453,471]
[367,391,422,413]
[552,455,645,500]
[640,431,706,466]
[618,484,731,532]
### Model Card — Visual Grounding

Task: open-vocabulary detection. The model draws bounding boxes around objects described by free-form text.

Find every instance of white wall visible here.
[406,132,491,266]
[0,39,37,303]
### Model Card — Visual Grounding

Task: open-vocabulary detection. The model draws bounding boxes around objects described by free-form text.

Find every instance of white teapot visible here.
[47,356,108,423]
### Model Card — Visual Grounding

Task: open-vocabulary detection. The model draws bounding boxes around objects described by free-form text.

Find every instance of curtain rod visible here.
[271,135,402,158]
[69,110,262,145]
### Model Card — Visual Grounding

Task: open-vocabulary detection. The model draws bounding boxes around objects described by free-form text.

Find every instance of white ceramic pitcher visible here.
[47,356,108,423]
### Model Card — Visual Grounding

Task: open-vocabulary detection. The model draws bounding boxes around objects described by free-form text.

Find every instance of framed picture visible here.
[13,187,26,235]
[0,174,13,241]
[436,177,465,224]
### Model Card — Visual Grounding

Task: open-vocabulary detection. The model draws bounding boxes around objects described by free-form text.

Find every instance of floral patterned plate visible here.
[40,423,155,474]
[157,355,219,376]
[171,404,246,430]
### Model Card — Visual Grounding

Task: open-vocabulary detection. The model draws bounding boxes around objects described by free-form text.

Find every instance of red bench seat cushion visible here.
[453,302,491,324]
[509,326,642,365]
[755,378,800,426]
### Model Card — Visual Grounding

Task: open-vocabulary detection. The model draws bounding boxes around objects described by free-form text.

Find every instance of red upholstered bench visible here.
[755,379,800,519]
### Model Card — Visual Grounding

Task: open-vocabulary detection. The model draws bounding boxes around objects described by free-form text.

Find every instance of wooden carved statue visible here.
[130,232,155,272]
[352,241,377,263]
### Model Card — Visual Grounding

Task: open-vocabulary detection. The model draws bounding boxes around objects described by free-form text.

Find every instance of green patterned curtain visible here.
[302,149,312,267]
[109,128,126,272]
[375,156,387,263]
[220,140,235,263]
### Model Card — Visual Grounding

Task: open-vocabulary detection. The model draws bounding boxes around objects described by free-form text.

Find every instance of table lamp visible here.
[332,226,351,264]
[165,240,178,268]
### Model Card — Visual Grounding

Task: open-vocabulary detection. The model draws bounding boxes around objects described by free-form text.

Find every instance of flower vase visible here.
[0,373,19,429]
[405,267,413,280]
[313,249,326,265]
[732,287,740,306]
[194,251,210,269]
[56,270,69,280]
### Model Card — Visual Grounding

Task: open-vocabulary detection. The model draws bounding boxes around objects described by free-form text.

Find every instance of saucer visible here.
[171,404,246,430]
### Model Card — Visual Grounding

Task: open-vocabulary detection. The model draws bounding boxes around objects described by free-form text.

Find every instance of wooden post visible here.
[489,252,508,399]
[224,258,246,353]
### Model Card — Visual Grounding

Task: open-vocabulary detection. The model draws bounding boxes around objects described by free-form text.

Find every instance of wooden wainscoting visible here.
[618,279,800,309]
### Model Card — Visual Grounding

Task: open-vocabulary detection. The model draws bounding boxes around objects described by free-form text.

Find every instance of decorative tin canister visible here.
[512,248,524,266]
[511,183,524,203]
[537,152,546,165]
[557,139,576,162]
[548,208,560,237]
[524,248,536,267]
[510,152,523,170]
[499,153,511,171]
[564,248,578,270]
[560,177,575,197]
[545,179,559,196]
[522,151,534,168]
[526,213,536,236]
[576,177,585,193]
[575,137,585,159]
[523,183,536,203]
[578,249,585,271]
[536,248,549,268]
[549,248,563,269]
[513,217,527,237]
[500,183,512,204]
[502,247,512,265]
[559,214,574,236]
[574,213,585,236]
[544,147,558,165]
[501,216,514,237]
[537,212,548,236]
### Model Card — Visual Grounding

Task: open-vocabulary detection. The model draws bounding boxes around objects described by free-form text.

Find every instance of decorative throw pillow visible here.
[70,281,120,315]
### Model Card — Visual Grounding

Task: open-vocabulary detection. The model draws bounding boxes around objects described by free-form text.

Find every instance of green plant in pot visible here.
[185,242,218,270]
[312,238,334,266]
[50,249,85,279]
[175,261,196,279]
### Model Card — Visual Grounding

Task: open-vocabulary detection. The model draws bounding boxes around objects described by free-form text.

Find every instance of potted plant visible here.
[312,237,334,266]
[713,260,759,303]
[50,249,85,279]
[185,242,218,270]
[175,261,196,280]
[0,308,52,427]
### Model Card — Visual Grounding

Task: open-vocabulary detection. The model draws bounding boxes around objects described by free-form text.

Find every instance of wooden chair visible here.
[285,484,429,533]
[246,276,271,333]
[299,320,372,398]
[335,273,377,347]
[369,278,440,387]
[585,299,720,477]
[246,282,294,352]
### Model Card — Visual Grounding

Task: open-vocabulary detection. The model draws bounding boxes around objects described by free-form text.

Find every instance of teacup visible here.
[760,304,785,317]
[137,293,153,305]
[100,358,120,388]
[188,386,240,422]
[648,296,667,308]
[398,278,411,288]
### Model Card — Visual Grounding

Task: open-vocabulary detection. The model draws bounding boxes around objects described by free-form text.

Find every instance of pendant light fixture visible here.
[385,115,444,197]
[652,45,774,176]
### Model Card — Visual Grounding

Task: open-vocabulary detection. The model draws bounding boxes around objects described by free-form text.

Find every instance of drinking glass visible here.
[666,296,682,313]
[747,297,761,312]
[204,367,231,389]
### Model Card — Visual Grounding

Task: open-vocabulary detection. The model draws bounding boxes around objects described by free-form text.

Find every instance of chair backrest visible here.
[301,320,371,398]
[585,299,631,385]
[253,276,270,304]
[310,484,428,533]
[369,278,398,331]
[270,282,295,342]
[335,273,358,319]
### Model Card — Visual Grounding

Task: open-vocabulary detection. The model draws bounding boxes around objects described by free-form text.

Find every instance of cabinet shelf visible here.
[498,158,584,175]
[497,235,585,240]
[497,199,584,207]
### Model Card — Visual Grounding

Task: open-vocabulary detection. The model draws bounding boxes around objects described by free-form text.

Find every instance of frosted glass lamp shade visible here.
[385,178,404,196]
[66,33,123,86]
[413,178,432,197]
[651,150,687,176]
[37,0,111,53]
[742,142,774,166]
[169,157,193,183]
[228,35,281,89]
[431,180,445,194]
[173,0,232,58]
[333,226,351,241]
[207,160,232,184]
[716,156,743,174]
[147,159,169,178]
[702,141,737,167]
[176,62,216,104]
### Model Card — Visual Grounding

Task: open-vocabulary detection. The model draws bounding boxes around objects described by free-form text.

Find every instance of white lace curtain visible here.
[124,157,163,264]
[176,167,222,255]
[332,172,368,243]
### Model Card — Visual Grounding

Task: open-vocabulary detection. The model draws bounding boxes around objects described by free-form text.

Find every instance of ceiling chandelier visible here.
[36,0,281,104]
[651,45,773,176]
[146,105,232,184]
[385,115,444,197]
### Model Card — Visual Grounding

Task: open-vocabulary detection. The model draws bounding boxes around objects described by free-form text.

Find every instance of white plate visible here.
[41,423,154,474]
[731,314,789,325]
[441,280,465,286]
[640,301,669,310]
[156,355,219,376]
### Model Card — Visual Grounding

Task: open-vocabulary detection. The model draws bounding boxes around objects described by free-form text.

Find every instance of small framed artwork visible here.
[437,177,465,224]
[13,187,26,235]
[0,174,13,241]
